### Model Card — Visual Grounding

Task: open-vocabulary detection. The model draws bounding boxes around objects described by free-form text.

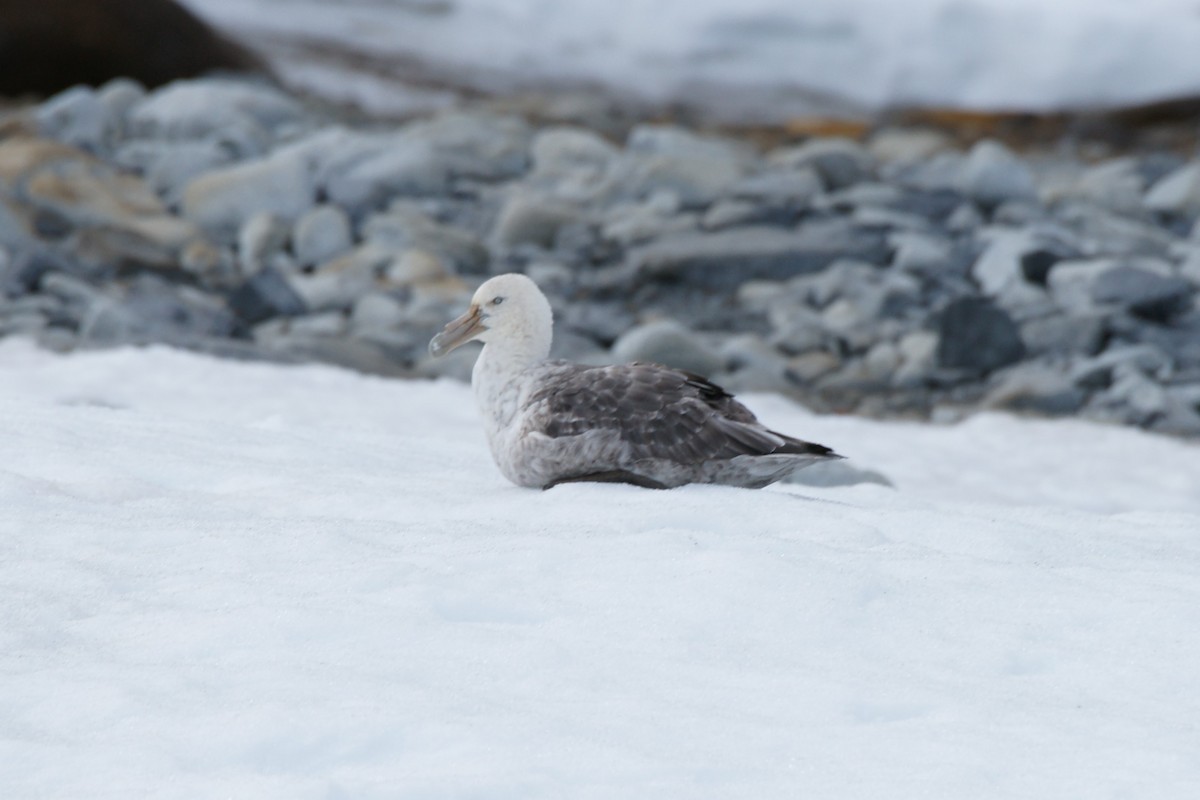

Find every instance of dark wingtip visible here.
[808,443,844,459]
[778,437,843,459]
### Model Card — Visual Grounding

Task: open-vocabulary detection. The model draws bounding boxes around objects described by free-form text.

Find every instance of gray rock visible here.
[852,205,933,232]
[728,167,824,205]
[1134,311,1200,371]
[1046,259,1114,313]
[362,204,487,274]
[971,229,1039,295]
[0,292,62,337]
[814,356,893,393]
[1018,248,1069,286]
[869,127,952,166]
[1092,364,1171,425]
[39,271,106,311]
[820,293,892,352]
[1181,242,1200,286]
[627,219,891,289]
[75,299,131,345]
[182,151,315,239]
[768,138,873,189]
[80,276,234,346]
[0,309,48,337]
[769,306,826,355]
[322,113,531,214]
[227,267,307,324]
[0,293,61,323]
[736,279,788,311]
[325,137,451,212]
[0,198,31,249]
[1144,162,1200,215]
[255,323,410,378]
[1,248,86,298]
[97,78,145,121]
[627,125,750,163]
[180,240,237,285]
[991,200,1046,226]
[557,299,637,345]
[115,139,235,203]
[862,340,901,382]
[529,126,618,201]
[290,244,391,312]
[889,230,954,273]
[716,334,791,393]
[320,115,527,215]
[128,79,306,147]
[959,139,1038,208]
[531,126,619,175]
[384,249,453,287]
[1071,345,1173,390]
[816,181,904,211]
[1058,205,1176,256]
[293,205,353,268]
[936,296,1025,374]
[8,142,189,258]
[944,202,985,232]
[492,190,582,248]
[278,310,348,337]
[1055,157,1145,212]
[614,153,744,208]
[237,212,290,275]
[1090,265,1193,322]
[611,319,723,376]
[403,111,532,181]
[1154,384,1200,436]
[545,327,608,364]
[893,330,939,387]
[701,199,765,231]
[788,259,882,309]
[601,192,696,246]
[350,292,406,335]
[984,363,1087,416]
[1020,312,1106,357]
[524,261,575,293]
[36,85,117,154]
[892,151,966,193]
[615,125,751,207]
[785,351,840,384]
[1139,153,1188,186]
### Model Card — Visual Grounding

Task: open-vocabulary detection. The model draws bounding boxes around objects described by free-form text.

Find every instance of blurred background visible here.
[10,0,1200,136]
[2,0,1200,436]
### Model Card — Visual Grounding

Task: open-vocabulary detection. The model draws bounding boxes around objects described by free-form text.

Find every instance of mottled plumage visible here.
[429,273,841,489]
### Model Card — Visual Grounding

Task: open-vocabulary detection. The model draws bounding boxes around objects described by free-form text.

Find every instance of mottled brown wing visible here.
[529,362,835,463]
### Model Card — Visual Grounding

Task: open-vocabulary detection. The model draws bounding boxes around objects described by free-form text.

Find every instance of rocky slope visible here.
[2,77,1198,436]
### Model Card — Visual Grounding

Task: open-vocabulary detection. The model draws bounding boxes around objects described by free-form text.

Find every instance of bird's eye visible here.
[491,297,504,306]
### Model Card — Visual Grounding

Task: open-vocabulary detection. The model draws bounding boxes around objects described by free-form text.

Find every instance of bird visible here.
[429,273,841,490]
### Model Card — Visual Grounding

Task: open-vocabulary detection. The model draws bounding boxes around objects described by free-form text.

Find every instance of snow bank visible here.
[3,340,1198,798]
[182,0,1200,115]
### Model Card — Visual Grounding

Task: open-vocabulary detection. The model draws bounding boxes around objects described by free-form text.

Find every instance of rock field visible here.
[2,77,1199,437]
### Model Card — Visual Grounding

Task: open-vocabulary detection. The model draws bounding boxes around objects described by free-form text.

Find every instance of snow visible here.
[2,338,1199,799]
[181,0,1200,118]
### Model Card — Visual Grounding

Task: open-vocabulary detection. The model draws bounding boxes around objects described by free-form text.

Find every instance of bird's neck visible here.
[478,325,551,375]
[472,335,547,432]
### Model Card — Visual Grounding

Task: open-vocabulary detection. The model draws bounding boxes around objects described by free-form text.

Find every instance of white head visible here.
[429,273,554,363]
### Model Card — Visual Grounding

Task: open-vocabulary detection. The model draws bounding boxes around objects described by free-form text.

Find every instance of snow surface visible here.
[3,339,1199,799]
[182,0,1200,118]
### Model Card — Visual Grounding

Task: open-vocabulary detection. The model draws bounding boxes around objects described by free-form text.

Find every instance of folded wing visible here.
[528,362,837,465]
